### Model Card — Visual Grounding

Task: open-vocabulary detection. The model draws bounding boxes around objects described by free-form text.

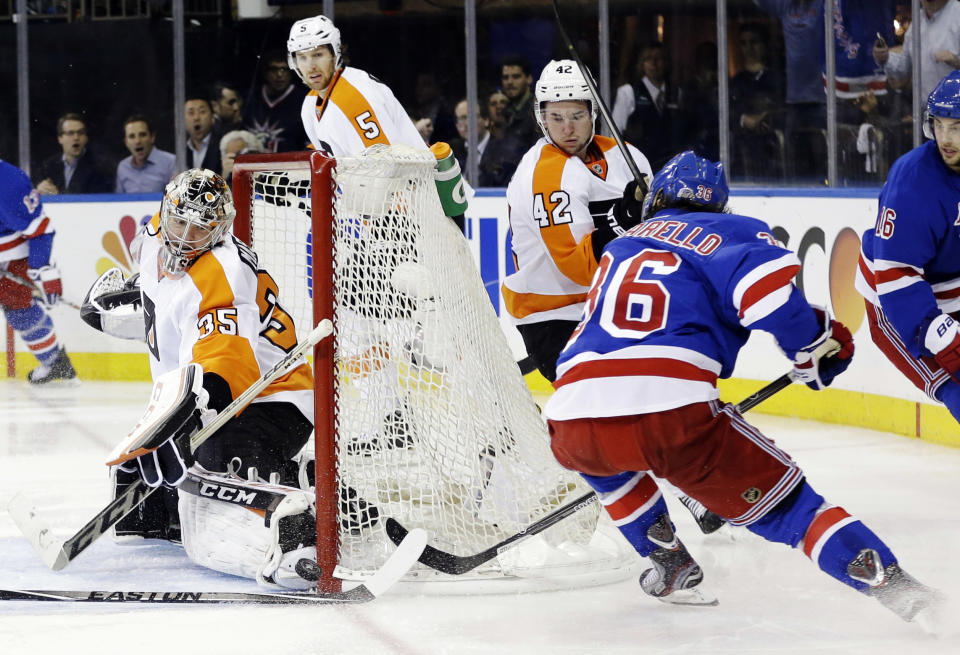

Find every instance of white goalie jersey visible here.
[138,215,313,421]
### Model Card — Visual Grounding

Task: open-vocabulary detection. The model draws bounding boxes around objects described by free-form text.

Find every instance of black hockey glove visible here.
[118,411,199,488]
[612,178,649,231]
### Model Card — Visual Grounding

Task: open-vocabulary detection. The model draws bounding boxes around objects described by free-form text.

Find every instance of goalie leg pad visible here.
[178,465,319,590]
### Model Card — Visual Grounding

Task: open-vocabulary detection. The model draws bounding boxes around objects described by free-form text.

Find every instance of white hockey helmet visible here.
[534,59,598,144]
[287,15,342,80]
[158,168,236,275]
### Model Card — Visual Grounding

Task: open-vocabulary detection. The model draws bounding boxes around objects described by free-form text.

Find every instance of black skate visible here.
[639,515,718,606]
[27,348,78,385]
[848,548,943,628]
[679,494,726,534]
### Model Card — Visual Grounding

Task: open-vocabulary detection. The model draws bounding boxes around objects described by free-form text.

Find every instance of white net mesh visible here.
[239,145,635,582]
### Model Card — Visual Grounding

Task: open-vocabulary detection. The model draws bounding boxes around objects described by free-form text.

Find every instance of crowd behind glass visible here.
[0,0,950,191]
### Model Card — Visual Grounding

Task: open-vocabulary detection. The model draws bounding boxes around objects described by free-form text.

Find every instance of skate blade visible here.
[654,586,719,607]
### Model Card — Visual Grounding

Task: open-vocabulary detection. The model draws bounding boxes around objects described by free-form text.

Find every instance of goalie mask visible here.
[534,59,598,147]
[159,169,235,275]
[287,15,342,80]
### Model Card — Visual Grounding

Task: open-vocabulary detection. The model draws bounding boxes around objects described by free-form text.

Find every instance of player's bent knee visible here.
[745,480,822,547]
[177,465,318,590]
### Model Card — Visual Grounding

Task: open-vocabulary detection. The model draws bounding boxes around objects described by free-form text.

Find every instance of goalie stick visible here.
[7,318,333,571]
[385,367,808,575]
[0,528,427,605]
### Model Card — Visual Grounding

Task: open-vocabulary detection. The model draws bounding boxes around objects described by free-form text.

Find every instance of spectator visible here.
[209,82,244,134]
[875,0,960,105]
[413,115,435,146]
[682,41,720,162]
[478,90,526,187]
[730,23,787,181]
[184,95,222,174]
[752,0,826,180]
[220,129,265,183]
[830,0,898,183]
[612,42,687,170]
[115,114,177,194]
[499,56,541,149]
[246,49,309,153]
[450,98,490,183]
[34,113,113,195]
[413,72,456,144]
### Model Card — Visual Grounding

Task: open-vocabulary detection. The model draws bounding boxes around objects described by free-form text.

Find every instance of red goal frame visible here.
[231,151,342,593]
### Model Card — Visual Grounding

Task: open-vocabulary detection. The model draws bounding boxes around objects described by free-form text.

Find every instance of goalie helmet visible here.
[159,168,235,275]
[924,69,960,140]
[534,59,598,145]
[641,150,728,219]
[287,15,342,81]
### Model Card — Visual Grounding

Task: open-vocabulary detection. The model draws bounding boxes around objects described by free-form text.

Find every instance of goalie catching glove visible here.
[80,267,145,341]
[791,307,855,390]
[106,364,214,487]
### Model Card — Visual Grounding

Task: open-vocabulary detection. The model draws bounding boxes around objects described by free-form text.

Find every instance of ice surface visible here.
[1,381,957,654]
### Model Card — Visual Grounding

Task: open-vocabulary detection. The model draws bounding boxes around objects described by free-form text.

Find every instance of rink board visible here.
[6,189,956,447]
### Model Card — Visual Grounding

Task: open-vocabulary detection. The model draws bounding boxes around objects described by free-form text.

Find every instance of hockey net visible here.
[232,146,635,593]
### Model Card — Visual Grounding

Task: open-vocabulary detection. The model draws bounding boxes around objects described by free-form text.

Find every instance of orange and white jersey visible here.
[501,135,652,325]
[138,216,313,423]
[300,67,427,158]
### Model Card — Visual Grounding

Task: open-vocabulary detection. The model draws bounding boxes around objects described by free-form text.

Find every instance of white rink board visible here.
[28,189,929,405]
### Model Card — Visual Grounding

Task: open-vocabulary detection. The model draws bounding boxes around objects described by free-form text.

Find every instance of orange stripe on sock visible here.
[802,506,851,559]
[604,475,659,522]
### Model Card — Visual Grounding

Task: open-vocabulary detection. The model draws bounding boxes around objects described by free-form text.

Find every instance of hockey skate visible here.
[639,515,718,606]
[345,407,416,456]
[679,494,726,535]
[27,348,79,386]
[848,548,944,629]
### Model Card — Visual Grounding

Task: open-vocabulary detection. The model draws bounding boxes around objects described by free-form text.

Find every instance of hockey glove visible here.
[925,313,960,383]
[792,307,855,390]
[120,427,196,489]
[612,178,649,231]
[27,264,62,306]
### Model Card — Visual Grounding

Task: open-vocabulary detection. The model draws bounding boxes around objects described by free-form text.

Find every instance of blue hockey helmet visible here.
[924,69,960,139]
[641,151,729,219]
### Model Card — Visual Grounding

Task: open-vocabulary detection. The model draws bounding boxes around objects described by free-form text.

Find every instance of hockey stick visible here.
[0,267,82,311]
[384,366,808,575]
[7,318,333,571]
[0,528,426,605]
[551,0,647,193]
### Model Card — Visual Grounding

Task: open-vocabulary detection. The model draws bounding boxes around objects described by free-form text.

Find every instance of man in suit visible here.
[35,113,113,195]
[612,43,687,170]
[184,96,222,174]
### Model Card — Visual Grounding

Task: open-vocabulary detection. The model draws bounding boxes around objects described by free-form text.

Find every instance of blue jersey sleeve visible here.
[869,145,949,356]
[707,215,821,357]
[0,161,44,232]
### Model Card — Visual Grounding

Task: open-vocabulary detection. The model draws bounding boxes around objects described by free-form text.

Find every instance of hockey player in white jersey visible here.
[287,14,426,158]
[82,169,377,589]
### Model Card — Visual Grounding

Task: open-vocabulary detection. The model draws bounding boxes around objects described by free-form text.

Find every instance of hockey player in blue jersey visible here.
[543,151,940,623]
[856,69,960,425]
[0,160,77,384]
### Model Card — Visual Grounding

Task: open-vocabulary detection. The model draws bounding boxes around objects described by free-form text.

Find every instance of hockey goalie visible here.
[82,168,376,589]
